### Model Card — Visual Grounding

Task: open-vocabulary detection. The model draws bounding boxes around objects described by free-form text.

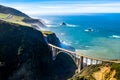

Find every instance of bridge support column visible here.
[75,58,78,66]
[77,56,83,73]
[71,53,76,61]
[85,57,88,66]
[90,59,93,65]
[74,54,79,66]
[96,60,98,64]
[52,47,58,60]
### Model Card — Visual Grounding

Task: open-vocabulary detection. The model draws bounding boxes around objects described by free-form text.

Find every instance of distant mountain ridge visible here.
[0,5,30,18]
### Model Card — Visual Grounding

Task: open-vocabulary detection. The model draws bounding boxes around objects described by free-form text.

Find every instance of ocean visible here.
[39,13,120,60]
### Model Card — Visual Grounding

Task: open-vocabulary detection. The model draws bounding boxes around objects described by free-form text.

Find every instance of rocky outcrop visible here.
[42,31,75,52]
[45,33,61,47]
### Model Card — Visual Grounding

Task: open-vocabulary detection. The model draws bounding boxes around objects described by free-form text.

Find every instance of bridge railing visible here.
[48,44,120,72]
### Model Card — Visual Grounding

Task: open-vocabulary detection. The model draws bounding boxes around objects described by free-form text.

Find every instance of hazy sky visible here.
[0,0,120,16]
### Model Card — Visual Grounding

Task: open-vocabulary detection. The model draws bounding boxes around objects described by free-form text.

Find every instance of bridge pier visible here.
[85,57,88,66]
[51,47,58,60]
[71,53,76,61]
[75,58,79,66]
[90,59,93,65]
[96,60,99,64]
[77,56,83,73]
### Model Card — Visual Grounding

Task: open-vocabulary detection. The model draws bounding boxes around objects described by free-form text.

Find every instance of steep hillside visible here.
[0,20,52,80]
[0,5,45,28]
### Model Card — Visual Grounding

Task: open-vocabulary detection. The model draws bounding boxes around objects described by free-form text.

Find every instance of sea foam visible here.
[109,35,120,39]
[66,24,78,27]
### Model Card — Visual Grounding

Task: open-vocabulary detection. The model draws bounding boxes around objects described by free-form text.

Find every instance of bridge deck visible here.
[49,44,120,63]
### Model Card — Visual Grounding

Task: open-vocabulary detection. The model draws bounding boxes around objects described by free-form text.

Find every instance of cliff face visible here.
[46,33,61,46]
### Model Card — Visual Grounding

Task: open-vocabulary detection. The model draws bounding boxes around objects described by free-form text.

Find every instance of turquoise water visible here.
[39,13,120,60]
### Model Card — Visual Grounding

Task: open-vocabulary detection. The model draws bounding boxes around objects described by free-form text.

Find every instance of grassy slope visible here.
[0,13,31,26]
[0,13,9,18]
[41,31,53,36]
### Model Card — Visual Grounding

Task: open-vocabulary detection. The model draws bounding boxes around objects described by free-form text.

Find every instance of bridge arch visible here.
[55,52,76,64]
[56,51,77,61]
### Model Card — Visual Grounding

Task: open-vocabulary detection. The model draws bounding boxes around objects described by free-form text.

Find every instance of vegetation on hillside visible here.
[0,13,9,18]
[41,31,53,35]
[69,63,120,80]
[0,13,31,26]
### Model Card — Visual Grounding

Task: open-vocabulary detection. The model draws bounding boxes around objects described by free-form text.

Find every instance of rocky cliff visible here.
[42,31,61,47]
[69,63,120,80]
